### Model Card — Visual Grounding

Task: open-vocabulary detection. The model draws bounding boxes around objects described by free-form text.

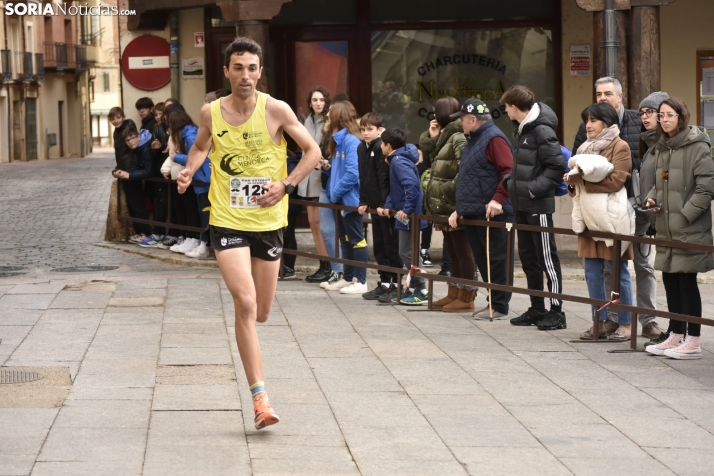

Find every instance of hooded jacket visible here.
[637,128,658,230]
[646,126,714,273]
[422,125,466,217]
[573,107,642,168]
[503,103,566,213]
[113,118,137,171]
[384,144,427,231]
[323,127,361,210]
[127,129,155,181]
[171,125,211,195]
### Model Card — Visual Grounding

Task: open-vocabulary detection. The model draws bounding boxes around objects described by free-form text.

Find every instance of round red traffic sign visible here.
[121,35,171,91]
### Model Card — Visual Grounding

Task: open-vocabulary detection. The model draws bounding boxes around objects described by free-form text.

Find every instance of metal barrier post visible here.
[505,223,514,286]
[165,177,172,231]
[334,208,340,260]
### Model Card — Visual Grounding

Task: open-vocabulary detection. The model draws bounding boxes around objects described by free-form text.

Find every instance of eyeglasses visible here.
[638,109,656,118]
[656,113,679,121]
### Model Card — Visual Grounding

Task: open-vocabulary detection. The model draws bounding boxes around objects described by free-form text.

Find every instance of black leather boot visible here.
[305,260,331,283]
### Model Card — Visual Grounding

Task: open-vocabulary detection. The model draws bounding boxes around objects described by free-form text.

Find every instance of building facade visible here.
[118,0,714,247]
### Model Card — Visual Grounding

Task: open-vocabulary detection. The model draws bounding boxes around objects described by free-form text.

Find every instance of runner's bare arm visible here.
[177,103,213,193]
[258,99,321,207]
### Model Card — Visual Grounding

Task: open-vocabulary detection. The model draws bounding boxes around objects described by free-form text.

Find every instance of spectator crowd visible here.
[112,75,714,361]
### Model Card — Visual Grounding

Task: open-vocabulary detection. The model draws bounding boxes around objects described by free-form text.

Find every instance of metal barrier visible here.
[116,177,209,241]
[286,198,714,353]
[114,181,714,352]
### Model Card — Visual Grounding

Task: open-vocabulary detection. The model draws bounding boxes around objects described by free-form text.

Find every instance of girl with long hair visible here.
[321,101,369,294]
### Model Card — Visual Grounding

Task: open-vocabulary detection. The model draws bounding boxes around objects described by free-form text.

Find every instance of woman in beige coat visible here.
[567,102,634,341]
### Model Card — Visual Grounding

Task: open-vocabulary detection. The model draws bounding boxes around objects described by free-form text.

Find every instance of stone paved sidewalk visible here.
[2,153,714,475]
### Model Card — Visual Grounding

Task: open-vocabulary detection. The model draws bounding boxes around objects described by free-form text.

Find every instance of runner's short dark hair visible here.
[360,112,383,128]
[135,97,154,110]
[381,128,406,150]
[224,37,263,68]
[108,107,124,119]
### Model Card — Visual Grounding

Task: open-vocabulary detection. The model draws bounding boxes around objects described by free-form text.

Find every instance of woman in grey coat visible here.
[301,87,333,283]
[645,98,714,360]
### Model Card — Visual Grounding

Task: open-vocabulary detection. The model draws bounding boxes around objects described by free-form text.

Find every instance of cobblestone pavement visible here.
[2,153,714,475]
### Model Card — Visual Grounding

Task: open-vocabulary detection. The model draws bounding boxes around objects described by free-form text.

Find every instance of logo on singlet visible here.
[219,152,270,176]
[217,130,228,137]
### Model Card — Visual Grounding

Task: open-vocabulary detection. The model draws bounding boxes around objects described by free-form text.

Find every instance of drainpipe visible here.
[169,11,179,100]
[602,0,619,78]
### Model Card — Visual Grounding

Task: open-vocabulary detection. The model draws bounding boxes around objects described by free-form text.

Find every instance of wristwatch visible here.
[282,179,295,194]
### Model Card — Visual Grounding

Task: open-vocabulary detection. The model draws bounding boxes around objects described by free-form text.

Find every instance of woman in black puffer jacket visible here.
[419,97,477,312]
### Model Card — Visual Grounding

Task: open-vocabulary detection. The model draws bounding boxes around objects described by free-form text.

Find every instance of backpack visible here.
[555,145,572,197]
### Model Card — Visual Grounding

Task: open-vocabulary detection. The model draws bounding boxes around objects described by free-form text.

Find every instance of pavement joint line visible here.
[389,304,574,475]
[469,313,710,474]
[276,291,364,475]
[321,290,476,475]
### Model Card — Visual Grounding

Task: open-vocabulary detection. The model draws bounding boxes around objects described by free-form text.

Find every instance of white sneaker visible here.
[340,281,369,294]
[182,238,200,254]
[129,233,147,244]
[175,237,195,254]
[169,236,186,252]
[186,241,209,258]
[324,277,352,291]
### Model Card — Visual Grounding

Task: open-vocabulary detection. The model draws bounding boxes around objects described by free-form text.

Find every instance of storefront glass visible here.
[371,28,555,143]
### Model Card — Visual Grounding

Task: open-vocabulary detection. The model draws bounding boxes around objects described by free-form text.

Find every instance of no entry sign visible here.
[121,35,171,91]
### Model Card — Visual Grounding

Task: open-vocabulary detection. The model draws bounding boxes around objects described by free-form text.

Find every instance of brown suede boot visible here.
[432,286,458,308]
[442,289,477,313]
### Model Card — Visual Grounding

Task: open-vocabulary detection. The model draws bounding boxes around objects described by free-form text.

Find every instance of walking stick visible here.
[486,216,493,322]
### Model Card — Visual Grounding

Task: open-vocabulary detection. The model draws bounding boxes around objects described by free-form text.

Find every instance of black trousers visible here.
[662,272,701,337]
[515,211,563,310]
[170,183,201,239]
[122,180,151,236]
[371,214,402,283]
[283,204,301,269]
[146,181,175,236]
[421,222,433,250]
[464,214,514,314]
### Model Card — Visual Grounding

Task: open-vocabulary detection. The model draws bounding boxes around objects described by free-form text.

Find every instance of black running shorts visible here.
[209,226,284,262]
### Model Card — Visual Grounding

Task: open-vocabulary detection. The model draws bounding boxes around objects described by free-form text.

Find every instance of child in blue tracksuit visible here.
[377,128,429,305]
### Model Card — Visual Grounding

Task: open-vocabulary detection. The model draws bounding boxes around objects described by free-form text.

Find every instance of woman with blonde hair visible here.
[321,101,369,294]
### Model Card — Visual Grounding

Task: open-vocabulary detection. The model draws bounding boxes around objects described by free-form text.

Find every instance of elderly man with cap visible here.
[448,99,515,319]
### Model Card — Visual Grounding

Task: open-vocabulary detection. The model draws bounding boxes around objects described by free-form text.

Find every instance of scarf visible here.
[577,124,620,155]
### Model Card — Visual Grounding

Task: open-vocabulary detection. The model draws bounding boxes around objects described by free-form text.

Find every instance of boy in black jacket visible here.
[109,107,137,172]
[357,112,403,301]
[501,85,565,331]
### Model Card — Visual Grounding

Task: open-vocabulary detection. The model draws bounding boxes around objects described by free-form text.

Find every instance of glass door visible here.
[293,41,350,120]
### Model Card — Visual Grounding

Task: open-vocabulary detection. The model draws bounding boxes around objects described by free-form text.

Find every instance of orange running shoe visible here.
[253,391,280,430]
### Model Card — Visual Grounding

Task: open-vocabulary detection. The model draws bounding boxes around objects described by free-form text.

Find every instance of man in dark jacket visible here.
[109,107,137,171]
[501,85,566,331]
[572,77,641,166]
[448,99,514,319]
[357,112,403,301]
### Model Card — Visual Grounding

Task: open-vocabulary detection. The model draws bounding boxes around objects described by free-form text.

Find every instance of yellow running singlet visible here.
[208,92,288,232]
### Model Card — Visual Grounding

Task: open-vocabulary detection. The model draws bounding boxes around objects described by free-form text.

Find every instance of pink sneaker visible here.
[645,333,683,356]
[664,336,702,360]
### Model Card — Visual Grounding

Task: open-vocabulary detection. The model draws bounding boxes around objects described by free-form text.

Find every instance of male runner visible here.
[177,37,321,430]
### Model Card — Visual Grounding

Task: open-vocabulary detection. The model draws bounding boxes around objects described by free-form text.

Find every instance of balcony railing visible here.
[23,52,33,80]
[1,50,11,81]
[35,53,44,82]
[44,42,86,71]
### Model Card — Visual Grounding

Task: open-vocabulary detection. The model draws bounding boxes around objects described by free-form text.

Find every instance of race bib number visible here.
[229,177,270,208]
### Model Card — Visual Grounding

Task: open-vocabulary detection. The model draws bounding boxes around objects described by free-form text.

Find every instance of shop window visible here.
[369,0,555,24]
[371,28,555,143]
[294,41,349,121]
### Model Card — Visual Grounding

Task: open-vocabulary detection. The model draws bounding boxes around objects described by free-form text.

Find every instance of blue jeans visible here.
[584,258,632,325]
[319,190,343,273]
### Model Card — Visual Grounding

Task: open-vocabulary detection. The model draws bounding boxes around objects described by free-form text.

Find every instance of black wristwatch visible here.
[282,179,295,194]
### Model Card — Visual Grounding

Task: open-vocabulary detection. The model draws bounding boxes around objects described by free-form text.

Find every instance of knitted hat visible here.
[638,91,669,112]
